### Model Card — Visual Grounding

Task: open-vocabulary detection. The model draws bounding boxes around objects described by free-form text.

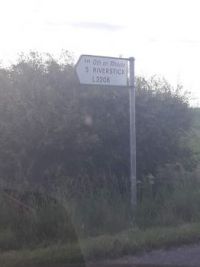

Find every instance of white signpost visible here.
[76,55,129,86]
[76,55,136,210]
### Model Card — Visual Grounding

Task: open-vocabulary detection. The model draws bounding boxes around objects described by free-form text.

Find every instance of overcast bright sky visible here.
[1,0,200,105]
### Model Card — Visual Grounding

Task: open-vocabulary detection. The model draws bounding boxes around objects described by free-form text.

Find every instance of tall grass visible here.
[0,172,132,251]
[136,163,200,227]
[1,163,200,254]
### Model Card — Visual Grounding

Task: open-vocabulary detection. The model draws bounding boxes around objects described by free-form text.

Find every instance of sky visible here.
[1,0,200,105]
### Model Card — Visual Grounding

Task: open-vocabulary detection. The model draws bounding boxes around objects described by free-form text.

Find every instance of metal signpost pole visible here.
[129,57,137,211]
[76,54,137,211]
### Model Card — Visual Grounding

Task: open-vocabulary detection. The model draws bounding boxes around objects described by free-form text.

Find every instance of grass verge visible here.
[0,244,85,267]
[2,222,200,267]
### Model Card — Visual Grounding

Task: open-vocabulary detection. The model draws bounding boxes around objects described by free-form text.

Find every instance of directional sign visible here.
[75,54,137,210]
[75,55,129,86]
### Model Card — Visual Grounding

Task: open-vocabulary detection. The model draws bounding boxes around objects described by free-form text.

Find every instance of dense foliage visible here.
[136,77,193,178]
[0,52,195,243]
[0,53,192,188]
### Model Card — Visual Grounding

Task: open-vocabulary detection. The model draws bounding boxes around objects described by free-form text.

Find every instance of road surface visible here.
[91,242,200,267]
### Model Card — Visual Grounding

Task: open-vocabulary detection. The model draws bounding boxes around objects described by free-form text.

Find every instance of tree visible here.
[0,53,193,194]
[136,77,192,179]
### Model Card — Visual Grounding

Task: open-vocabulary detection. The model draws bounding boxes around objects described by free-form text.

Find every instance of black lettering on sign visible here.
[92,76,110,84]
[92,67,126,75]
[110,61,126,68]
[107,77,110,83]
[84,58,90,64]
[93,59,101,66]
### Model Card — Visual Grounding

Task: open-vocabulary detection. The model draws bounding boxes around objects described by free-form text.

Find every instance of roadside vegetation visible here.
[1,51,200,266]
[2,222,200,267]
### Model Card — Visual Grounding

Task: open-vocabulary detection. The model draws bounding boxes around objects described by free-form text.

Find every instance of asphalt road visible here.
[36,243,200,267]
[97,242,200,267]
